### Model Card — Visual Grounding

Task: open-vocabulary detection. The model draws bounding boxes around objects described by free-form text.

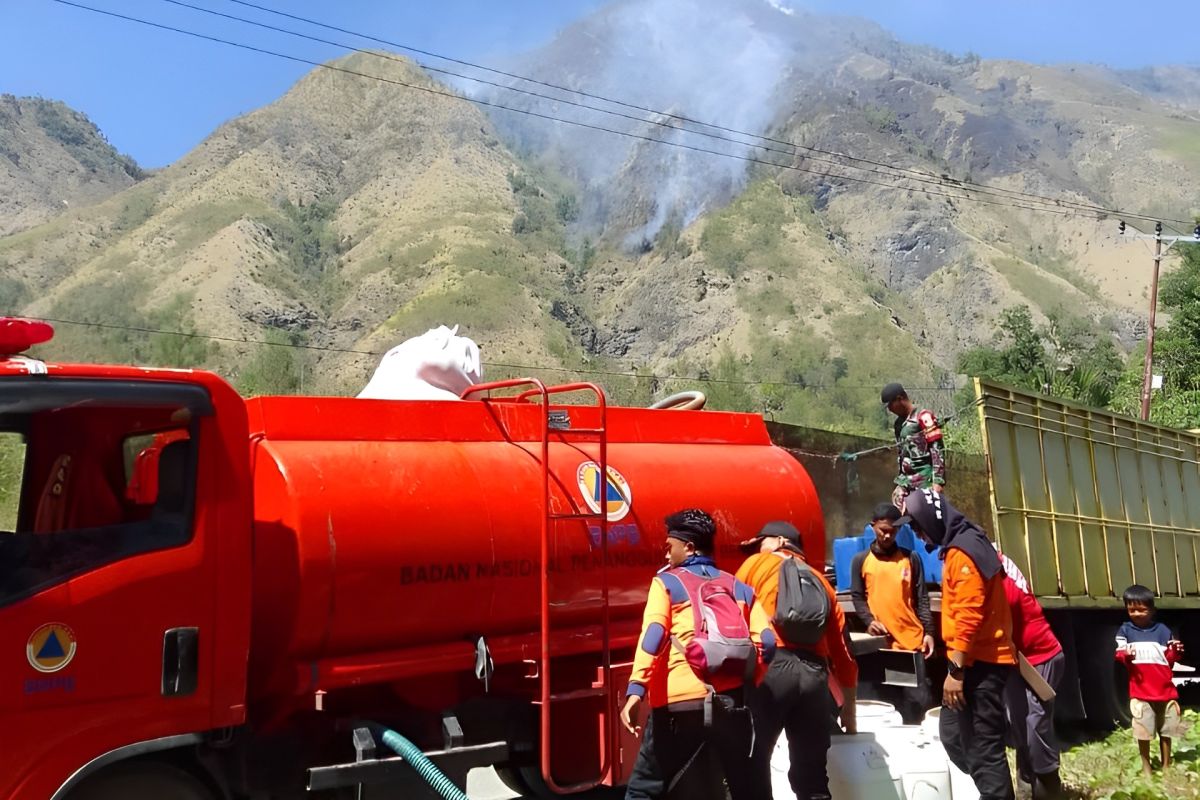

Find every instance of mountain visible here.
[482,0,1200,370]
[3,0,1200,437]
[3,53,592,396]
[0,95,143,236]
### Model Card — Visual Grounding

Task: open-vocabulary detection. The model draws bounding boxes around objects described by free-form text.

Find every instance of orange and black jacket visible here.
[735,550,859,690]
[626,556,775,708]
[942,548,1015,667]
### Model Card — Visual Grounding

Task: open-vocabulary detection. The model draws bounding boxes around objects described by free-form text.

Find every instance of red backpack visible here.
[667,568,758,685]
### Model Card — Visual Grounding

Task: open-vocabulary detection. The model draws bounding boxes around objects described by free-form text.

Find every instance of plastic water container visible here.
[826,732,905,799]
[858,699,904,729]
[770,700,956,800]
[921,708,981,800]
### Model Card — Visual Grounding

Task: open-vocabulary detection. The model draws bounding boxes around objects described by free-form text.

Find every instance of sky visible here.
[2,0,1197,168]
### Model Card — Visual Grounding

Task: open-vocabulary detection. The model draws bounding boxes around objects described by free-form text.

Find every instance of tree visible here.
[958,304,1123,408]
[1144,243,1200,425]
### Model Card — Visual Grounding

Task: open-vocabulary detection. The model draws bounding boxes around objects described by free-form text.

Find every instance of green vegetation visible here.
[506,168,573,255]
[1061,708,1200,799]
[31,98,141,179]
[236,330,305,396]
[738,286,796,321]
[112,183,161,234]
[1110,243,1200,425]
[1155,120,1200,166]
[958,305,1122,407]
[249,197,354,314]
[0,274,28,313]
[385,273,526,334]
[992,257,1078,313]
[0,433,25,531]
[170,198,270,257]
[38,275,214,368]
[957,242,1200,430]
[864,105,901,135]
[699,180,814,276]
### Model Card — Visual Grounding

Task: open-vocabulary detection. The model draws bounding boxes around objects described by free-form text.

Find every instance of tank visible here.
[243,394,824,703]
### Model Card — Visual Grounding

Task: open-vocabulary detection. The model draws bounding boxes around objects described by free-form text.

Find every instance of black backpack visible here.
[773,555,831,645]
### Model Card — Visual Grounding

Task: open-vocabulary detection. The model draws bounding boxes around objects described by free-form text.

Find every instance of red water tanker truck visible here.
[0,318,825,799]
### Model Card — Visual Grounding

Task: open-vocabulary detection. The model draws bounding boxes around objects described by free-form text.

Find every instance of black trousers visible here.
[748,649,835,800]
[940,661,1016,800]
[625,690,756,800]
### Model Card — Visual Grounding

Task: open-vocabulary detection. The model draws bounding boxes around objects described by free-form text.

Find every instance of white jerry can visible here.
[921,708,982,800]
[768,701,968,800]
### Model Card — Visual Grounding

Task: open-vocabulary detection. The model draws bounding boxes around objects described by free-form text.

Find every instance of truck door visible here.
[0,377,250,800]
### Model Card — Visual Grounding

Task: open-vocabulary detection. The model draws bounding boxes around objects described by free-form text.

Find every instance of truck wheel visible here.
[68,762,216,800]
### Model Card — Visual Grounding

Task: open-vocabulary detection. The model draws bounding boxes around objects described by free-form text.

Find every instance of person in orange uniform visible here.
[736,521,858,800]
[850,502,935,722]
[620,509,775,800]
[903,489,1016,800]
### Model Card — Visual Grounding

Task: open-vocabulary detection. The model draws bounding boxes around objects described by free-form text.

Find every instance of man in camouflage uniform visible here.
[881,382,946,511]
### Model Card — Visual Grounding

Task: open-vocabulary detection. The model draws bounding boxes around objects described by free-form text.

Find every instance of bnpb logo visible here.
[27,623,77,673]
[577,461,633,522]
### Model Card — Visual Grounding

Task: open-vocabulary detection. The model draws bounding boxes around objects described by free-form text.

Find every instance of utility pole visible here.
[1120,220,1200,421]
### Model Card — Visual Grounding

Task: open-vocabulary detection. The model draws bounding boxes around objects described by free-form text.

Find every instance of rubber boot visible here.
[1032,770,1063,800]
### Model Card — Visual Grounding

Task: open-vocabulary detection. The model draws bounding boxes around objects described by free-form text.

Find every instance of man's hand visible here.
[840,690,857,734]
[620,694,643,737]
[932,484,945,494]
[1170,640,1185,655]
[922,635,936,659]
[867,620,889,637]
[943,673,965,710]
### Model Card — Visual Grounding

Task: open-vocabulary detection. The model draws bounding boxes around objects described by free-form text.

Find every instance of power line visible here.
[49,0,1140,221]
[20,313,957,392]
[222,0,1195,226]
[150,0,1146,221]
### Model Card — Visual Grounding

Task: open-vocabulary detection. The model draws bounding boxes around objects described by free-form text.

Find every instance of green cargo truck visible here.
[976,378,1200,727]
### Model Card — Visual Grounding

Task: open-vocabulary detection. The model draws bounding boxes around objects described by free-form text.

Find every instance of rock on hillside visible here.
[0,95,142,236]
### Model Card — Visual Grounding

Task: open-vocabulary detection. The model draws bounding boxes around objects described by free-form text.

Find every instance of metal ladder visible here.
[461,378,613,793]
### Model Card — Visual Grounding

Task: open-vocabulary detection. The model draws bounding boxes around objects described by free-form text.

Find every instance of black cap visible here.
[739,520,802,553]
[881,382,907,405]
[665,508,716,551]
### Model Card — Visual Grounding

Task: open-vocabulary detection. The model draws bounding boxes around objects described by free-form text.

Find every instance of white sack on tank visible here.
[357,324,482,401]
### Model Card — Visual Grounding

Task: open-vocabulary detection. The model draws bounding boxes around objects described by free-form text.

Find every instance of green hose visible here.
[379,727,469,800]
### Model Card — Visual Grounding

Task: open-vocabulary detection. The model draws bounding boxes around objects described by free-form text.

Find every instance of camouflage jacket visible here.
[893,408,946,489]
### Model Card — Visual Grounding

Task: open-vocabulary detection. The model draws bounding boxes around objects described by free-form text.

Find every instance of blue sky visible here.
[2,0,1196,168]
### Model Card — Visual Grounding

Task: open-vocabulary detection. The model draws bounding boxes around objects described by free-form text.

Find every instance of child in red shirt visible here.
[1116,584,1185,776]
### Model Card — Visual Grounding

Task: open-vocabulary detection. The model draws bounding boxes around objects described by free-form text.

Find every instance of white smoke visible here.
[472,0,805,246]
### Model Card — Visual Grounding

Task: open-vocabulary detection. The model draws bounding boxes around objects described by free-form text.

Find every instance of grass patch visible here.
[0,433,25,531]
[168,197,271,257]
[384,272,526,336]
[111,183,161,234]
[1156,120,1200,167]
[738,286,796,320]
[993,256,1076,313]
[699,180,814,276]
[1061,708,1200,799]
[36,275,213,368]
[0,274,28,313]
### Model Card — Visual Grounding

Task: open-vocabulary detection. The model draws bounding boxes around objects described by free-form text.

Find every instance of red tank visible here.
[245,390,824,706]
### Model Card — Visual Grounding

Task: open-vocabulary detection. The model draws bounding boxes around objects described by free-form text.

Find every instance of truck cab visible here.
[0,319,252,799]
